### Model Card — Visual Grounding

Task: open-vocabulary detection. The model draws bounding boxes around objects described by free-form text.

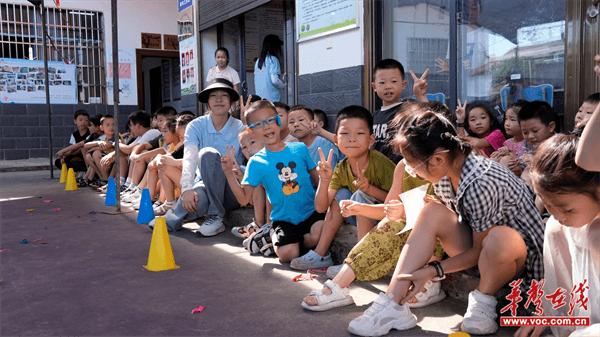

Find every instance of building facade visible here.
[196,0,599,131]
[1,0,599,160]
[0,0,182,160]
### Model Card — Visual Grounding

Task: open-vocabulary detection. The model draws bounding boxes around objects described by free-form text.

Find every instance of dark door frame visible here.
[135,48,180,110]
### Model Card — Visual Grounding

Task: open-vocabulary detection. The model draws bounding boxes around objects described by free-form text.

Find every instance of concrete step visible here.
[224,208,478,303]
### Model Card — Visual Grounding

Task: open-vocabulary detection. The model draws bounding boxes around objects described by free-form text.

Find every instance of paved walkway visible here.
[0,157,51,172]
[0,170,514,336]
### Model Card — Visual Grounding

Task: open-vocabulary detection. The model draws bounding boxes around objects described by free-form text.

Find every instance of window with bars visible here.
[0,3,105,103]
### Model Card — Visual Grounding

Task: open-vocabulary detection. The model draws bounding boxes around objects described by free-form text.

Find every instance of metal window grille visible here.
[0,3,105,103]
[407,37,449,93]
[407,37,448,73]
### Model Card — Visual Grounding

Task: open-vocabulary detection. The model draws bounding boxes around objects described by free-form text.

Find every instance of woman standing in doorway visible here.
[206,47,241,93]
[254,34,286,102]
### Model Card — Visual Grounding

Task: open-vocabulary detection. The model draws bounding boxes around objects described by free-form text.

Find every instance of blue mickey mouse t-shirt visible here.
[242,142,316,224]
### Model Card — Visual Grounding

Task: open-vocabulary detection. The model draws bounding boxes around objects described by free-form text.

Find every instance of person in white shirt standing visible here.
[206,47,241,93]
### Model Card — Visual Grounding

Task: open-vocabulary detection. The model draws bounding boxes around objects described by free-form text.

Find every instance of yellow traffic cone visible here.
[59,163,67,183]
[64,168,78,191]
[144,217,179,272]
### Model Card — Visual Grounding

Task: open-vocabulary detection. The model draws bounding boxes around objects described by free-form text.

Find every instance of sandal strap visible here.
[311,280,346,305]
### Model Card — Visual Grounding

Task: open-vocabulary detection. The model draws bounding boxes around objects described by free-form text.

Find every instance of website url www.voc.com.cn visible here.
[500,316,590,327]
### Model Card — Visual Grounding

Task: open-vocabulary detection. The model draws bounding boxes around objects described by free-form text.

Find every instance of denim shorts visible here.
[335,188,378,226]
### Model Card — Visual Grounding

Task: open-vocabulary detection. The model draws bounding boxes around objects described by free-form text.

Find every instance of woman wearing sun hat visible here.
[150,78,245,236]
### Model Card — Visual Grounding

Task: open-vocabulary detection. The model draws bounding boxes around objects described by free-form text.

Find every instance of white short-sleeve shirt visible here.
[131,128,161,146]
[206,65,241,86]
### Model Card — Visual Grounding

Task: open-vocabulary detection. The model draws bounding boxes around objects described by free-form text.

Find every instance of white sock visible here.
[120,177,126,185]
[125,177,132,185]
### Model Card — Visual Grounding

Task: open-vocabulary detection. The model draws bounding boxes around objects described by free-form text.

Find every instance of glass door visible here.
[377,0,566,125]
[380,0,451,108]
[457,0,565,121]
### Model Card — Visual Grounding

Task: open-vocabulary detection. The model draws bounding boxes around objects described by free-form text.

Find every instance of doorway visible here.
[200,0,295,104]
[136,49,181,113]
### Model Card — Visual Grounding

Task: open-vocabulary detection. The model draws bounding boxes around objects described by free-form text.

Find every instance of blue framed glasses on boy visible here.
[248,115,280,129]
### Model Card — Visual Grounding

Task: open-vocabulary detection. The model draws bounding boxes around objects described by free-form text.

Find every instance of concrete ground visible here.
[0,170,514,336]
[0,157,50,172]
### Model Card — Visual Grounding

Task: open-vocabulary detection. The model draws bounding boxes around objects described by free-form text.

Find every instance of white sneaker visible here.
[347,293,417,336]
[197,215,225,237]
[461,290,498,335]
[326,264,344,279]
[153,201,174,216]
[132,195,144,210]
[122,189,140,203]
[408,280,447,308]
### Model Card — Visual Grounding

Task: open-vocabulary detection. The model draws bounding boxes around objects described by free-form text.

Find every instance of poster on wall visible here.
[180,36,198,95]
[0,58,77,104]
[296,0,359,42]
[106,49,135,105]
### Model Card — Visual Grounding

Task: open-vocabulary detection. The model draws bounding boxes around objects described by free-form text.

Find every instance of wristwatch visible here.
[428,261,446,281]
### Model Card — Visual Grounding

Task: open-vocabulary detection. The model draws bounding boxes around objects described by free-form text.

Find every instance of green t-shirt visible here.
[329,150,395,201]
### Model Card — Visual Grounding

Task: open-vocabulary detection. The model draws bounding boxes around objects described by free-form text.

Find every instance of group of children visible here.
[55,56,599,337]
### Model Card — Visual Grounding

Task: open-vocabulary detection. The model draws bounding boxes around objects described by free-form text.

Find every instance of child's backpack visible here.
[243,223,275,257]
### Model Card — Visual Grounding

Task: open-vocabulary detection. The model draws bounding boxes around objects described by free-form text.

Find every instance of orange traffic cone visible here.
[64,168,78,191]
[144,217,179,272]
[59,163,67,183]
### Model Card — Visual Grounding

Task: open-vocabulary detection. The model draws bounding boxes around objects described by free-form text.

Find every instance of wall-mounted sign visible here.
[0,58,77,104]
[141,33,162,49]
[178,0,193,12]
[106,48,135,105]
[296,0,359,42]
[180,36,198,95]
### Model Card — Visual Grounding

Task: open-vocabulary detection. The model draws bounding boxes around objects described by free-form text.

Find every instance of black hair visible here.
[273,101,290,113]
[245,100,278,123]
[313,109,328,130]
[100,114,114,124]
[391,109,471,162]
[249,94,262,103]
[373,59,405,80]
[177,110,196,118]
[464,101,504,137]
[257,34,283,70]
[154,106,177,117]
[335,105,374,134]
[583,92,600,105]
[289,105,314,119]
[176,114,194,128]
[420,101,453,126]
[90,114,103,127]
[214,47,230,66]
[517,100,557,128]
[532,134,600,201]
[128,110,151,128]
[74,109,89,119]
[504,101,525,119]
[163,117,177,134]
